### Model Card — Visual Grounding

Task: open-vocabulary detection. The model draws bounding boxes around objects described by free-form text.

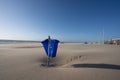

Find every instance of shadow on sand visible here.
[39,56,59,67]
[71,63,120,70]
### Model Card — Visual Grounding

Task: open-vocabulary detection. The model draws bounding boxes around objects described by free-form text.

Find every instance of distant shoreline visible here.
[0,39,41,44]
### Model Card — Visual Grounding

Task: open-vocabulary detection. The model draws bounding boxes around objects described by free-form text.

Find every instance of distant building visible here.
[105,38,120,45]
[112,38,120,45]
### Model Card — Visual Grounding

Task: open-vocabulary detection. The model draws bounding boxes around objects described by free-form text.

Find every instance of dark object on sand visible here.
[84,42,88,44]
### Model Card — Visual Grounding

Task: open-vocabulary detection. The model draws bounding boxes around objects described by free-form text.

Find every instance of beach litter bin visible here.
[41,38,59,58]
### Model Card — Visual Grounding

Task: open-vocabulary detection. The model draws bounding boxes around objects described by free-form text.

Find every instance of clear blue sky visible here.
[0,0,120,42]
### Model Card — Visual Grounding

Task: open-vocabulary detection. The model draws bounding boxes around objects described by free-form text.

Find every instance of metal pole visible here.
[103,28,104,44]
[47,36,50,66]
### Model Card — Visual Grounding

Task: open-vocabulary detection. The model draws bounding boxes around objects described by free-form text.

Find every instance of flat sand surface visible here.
[0,43,120,80]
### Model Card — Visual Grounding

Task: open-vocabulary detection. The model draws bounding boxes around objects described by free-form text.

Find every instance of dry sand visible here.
[0,43,120,80]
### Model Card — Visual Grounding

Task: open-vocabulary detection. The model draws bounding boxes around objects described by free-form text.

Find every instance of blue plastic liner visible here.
[41,39,59,58]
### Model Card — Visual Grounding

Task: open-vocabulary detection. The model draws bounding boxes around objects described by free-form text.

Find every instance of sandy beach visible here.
[0,43,120,80]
